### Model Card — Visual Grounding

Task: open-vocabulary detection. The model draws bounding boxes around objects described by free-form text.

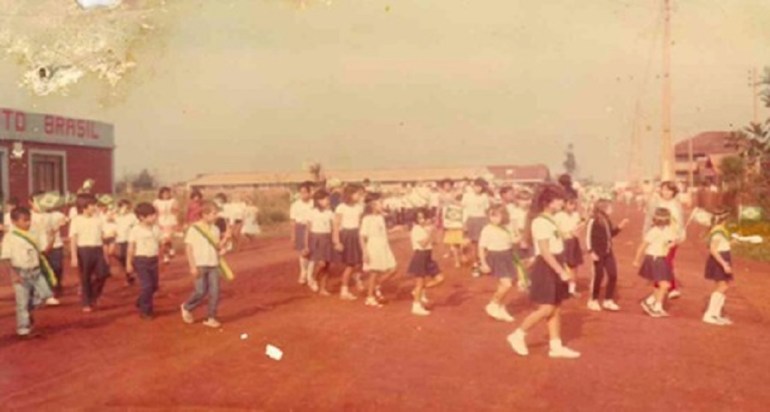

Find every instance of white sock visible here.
[715,292,726,317]
[569,281,577,294]
[645,294,656,306]
[705,292,720,317]
[549,339,563,350]
[653,301,663,312]
[512,328,526,338]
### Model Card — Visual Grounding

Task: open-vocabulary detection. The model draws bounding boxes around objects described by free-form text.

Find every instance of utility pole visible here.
[660,0,675,181]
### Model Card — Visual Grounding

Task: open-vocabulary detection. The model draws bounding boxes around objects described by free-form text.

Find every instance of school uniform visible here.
[529,215,570,305]
[462,192,490,242]
[70,214,107,307]
[308,208,334,262]
[638,226,675,282]
[705,227,733,282]
[479,224,516,278]
[242,205,261,236]
[2,229,54,335]
[586,213,621,300]
[115,212,139,269]
[45,211,67,294]
[129,224,161,315]
[182,223,223,319]
[407,225,440,277]
[335,203,364,266]
[153,198,179,240]
[556,211,584,268]
[509,205,531,258]
[289,199,313,252]
[360,214,396,272]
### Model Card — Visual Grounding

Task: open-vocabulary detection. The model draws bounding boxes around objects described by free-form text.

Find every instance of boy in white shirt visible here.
[70,194,108,312]
[115,199,139,285]
[127,203,161,320]
[1,207,56,337]
[180,202,230,328]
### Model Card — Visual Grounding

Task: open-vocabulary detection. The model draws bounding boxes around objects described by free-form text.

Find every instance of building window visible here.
[31,153,65,194]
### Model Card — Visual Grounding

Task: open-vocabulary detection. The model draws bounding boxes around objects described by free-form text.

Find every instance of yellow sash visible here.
[13,230,57,287]
[191,223,234,281]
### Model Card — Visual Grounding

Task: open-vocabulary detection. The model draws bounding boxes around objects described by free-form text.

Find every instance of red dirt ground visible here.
[1,205,770,411]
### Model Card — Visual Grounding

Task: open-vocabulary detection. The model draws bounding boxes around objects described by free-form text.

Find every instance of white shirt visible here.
[3,212,13,233]
[462,192,490,219]
[555,211,581,239]
[30,212,52,250]
[153,198,178,227]
[711,231,731,253]
[129,224,161,257]
[644,226,675,257]
[70,215,104,247]
[116,213,139,243]
[50,211,66,248]
[185,224,221,267]
[309,209,334,234]
[289,199,313,225]
[479,224,514,252]
[360,215,388,240]
[410,225,432,251]
[1,230,41,269]
[532,215,565,255]
[335,203,363,230]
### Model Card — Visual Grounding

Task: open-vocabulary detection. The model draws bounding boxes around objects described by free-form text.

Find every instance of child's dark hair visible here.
[499,186,513,198]
[118,199,132,209]
[190,190,203,201]
[488,204,510,226]
[364,192,382,215]
[134,202,157,219]
[214,192,228,203]
[313,189,330,209]
[10,206,31,222]
[709,207,729,227]
[158,187,172,198]
[593,199,612,218]
[660,181,679,196]
[299,181,314,192]
[343,184,363,204]
[524,184,566,244]
[414,207,433,223]
[439,178,453,188]
[652,207,672,227]
[473,178,488,189]
[28,191,44,203]
[76,193,97,213]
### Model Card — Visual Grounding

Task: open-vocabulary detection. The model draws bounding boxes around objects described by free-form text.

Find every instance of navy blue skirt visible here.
[705,251,734,282]
[529,254,569,305]
[638,255,672,282]
[294,224,307,252]
[309,233,333,262]
[408,250,441,277]
[563,238,584,268]
[487,249,516,278]
[335,229,363,266]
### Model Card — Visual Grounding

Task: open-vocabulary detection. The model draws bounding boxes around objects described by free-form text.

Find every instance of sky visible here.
[1,0,769,183]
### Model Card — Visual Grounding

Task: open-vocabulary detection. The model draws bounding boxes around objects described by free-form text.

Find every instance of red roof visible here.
[675,131,735,156]
[486,164,551,182]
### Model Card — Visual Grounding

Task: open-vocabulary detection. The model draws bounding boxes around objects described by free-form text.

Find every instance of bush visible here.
[731,219,770,262]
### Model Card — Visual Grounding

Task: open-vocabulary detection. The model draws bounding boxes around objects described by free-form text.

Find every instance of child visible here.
[407,208,445,316]
[442,194,466,268]
[479,205,516,322]
[643,181,685,298]
[585,199,628,312]
[555,196,584,297]
[28,193,61,306]
[507,185,580,359]
[702,208,734,326]
[306,190,334,295]
[511,190,533,290]
[127,203,161,320]
[290,182,314,285]
[153,187,179,264]
[46,201,68,297]
[359,193,397,307]
[333,184,365,301]
[70,194,108,312]
[462,178,491,277]
[242,198,261,240]
[115,199,139,285]
[1,207,57,337]
[186,190,204,226]
[634,208,676,318]
[180,201,230,328]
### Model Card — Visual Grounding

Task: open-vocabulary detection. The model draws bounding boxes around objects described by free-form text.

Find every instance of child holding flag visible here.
[180,202,232,328]
[1,207,58,337]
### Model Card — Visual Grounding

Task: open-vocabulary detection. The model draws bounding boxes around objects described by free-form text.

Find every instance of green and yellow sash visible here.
[707,225,730,244]
[191,223,234,281]
[13,230,57,287]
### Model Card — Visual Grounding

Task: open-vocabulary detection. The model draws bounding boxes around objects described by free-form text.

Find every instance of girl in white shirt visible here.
[555,197,585,297]
[479,205,516,323]
[126,202,161,320]
[406,209,445,316]
[306,190,335,296]
[634,208,675,318]
[507,185,581,359]
[359,193,397,308]
[290,182,315,285]
[702,209,734,326]
[115,199,139,285]
[462,178,491,277]
[153,187,179,264]
[333,185,365,301]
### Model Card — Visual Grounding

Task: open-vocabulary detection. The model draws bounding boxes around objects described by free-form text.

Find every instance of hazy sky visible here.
[2,0,769,183]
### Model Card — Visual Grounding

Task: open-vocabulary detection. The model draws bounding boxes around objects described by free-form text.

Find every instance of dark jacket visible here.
[586,213,621,257]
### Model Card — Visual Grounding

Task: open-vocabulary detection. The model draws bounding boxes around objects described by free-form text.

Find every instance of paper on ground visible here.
[266,344,283,361]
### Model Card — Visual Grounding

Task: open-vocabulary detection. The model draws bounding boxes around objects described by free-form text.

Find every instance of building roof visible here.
[486,164,551,182]
[674,131,735,156]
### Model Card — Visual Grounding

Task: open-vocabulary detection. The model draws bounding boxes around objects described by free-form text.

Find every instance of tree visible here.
[133,169,157,190]
[563,143,578,177]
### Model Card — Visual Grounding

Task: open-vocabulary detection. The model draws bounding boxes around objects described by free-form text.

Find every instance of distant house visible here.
[674,131,737,184]
[486,164,551,184]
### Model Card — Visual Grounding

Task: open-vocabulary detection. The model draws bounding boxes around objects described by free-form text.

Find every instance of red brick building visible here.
[0,107,114,202]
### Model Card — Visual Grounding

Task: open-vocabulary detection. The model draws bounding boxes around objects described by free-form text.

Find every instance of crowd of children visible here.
[1,176,744,359]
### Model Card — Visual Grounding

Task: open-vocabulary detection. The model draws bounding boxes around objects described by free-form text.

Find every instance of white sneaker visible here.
[602,300,621,312]
[668,289,682,299]
[340,289,358,301]
[549,346,581,359]
[702,314,726,326]
[485,303,500,320]
[587,300,602,312]
[163,256,171,265]
[307,280,320,293]
[472,267,481,278]
[497,305,515,322]
[298,272,307,285]
[412,302,431,316]
[180,305,194,324]
[375,287,385,301]
[45,297,61,306]
[365,297,383,308]
[507,332,529,356]
[202,318,222,328]
[717,316,734,326]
